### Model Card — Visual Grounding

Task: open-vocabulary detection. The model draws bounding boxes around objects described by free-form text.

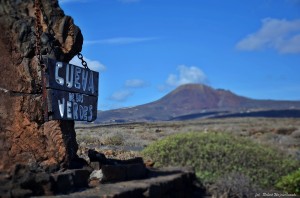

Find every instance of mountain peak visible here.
[175,83,211,90]
[97,84,300,123]
[159,83,243,113]
[163,83,213,97]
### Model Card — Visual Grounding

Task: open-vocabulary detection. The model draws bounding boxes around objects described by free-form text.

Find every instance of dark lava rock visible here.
[0,0,92,196]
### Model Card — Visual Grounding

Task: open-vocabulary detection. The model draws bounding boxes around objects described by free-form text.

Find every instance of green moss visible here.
[142,132,299,188]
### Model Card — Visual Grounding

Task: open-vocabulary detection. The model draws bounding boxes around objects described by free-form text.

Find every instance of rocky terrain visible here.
[0,0,94,196]
[0,0,84,173]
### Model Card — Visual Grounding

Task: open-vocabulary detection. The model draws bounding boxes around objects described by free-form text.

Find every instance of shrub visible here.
[209,172,262,197]
[102,134,124,146]
[142,132,299,188]
[276,168,300,195]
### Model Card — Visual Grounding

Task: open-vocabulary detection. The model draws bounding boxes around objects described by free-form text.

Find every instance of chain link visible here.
[35,0,88,71]
[77,52,88,69]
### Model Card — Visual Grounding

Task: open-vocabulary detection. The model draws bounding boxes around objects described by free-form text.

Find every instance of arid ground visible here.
[75,117,300,161]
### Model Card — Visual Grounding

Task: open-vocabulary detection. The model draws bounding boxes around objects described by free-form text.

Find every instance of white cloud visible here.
[70,56,106,72]
[109,90,133,101]
[125,79,146,88]
[166,65,207,87]
[107,79,146,103]
[236,18,300,54]
[84,37,158,45]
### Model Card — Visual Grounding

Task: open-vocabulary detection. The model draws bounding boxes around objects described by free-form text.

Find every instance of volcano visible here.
[95,84,300,123]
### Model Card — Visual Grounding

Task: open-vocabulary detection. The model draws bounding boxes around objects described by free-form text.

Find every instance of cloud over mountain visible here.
[166,65,207,87]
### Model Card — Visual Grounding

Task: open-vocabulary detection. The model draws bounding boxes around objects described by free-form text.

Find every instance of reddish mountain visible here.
[96,84,300,123]
[155,84,249,113]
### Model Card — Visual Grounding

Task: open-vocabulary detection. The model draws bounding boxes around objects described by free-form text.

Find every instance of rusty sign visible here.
[44,58,99,122]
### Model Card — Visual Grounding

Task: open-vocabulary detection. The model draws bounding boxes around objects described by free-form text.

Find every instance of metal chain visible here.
[34,0,43,63]
[35,0,88,71]
[69,24,89,70]
[77,52,88,69]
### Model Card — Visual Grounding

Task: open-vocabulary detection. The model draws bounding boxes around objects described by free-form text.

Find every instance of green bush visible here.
[142,132,299,188]
[276,168,300,195]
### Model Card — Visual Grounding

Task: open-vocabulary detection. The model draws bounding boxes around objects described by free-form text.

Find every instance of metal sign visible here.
[44,58,99,122]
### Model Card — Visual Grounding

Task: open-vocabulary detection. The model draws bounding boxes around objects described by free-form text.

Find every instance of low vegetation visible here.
[76,118,300,196]
[102,133,124,146]
[276,168,300,195]
[142,132,300,191]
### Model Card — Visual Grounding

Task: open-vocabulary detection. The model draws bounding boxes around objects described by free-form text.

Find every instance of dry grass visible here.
[75,118,300,160]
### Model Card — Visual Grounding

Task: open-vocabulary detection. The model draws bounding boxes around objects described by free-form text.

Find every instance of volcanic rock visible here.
[0,0,83,174]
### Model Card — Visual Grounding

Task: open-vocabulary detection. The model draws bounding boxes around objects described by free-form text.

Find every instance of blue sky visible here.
[59,0,300,110]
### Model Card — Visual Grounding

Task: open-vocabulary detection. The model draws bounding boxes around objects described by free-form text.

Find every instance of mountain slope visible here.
[96,84,300,123]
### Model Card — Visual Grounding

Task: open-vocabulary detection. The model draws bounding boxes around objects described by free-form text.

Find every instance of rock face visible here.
[0,0,83,173]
